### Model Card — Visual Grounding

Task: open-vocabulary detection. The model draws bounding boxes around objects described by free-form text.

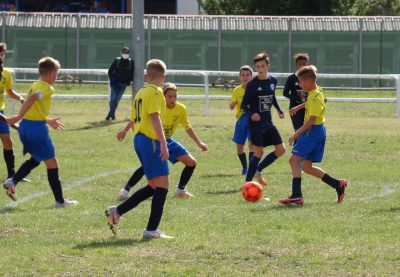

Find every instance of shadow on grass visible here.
[68,119,128,131]
[206,188,241,195]
[370,206,400,214]
[201,173,237,178]
[73,238,149,249]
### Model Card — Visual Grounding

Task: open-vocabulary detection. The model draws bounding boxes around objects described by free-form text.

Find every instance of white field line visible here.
[0,169,126,211]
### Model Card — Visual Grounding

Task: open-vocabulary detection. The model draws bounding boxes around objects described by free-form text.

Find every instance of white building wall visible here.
[177,0,199,15]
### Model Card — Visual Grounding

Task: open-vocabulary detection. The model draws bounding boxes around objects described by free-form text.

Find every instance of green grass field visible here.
[1,85,399,276]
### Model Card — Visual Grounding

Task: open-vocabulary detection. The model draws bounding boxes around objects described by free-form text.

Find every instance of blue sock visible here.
[246,156,260,182]
[124,166,145,192]
[117,185,154,215]
[257,152,278,172]
[146,187,168,231]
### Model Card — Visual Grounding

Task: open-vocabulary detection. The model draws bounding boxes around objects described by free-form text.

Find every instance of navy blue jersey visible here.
[283,73,307,108]
[241,75,283,129]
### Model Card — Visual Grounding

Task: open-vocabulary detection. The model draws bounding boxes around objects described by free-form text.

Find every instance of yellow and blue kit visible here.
[131,84,169,180]
[0,68,14,134]
[231,85,250,145]
[19,80,56,161]
[292,86,326,162]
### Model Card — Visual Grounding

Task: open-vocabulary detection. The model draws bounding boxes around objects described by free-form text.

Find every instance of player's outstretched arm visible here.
[117,121,133,141]
[7,92,39,125]
[186,128,208,151]
[289,102,306,116]
[47,118,64,131]
[150,113,169,161]
[6,89,24,104]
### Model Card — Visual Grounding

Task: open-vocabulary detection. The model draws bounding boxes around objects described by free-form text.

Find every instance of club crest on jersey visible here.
[270,84,275,90]
[257,87,262,91]
[295,82,299,86]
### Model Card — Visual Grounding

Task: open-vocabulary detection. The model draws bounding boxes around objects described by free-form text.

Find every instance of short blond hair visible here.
[146,59,166,78]
[253,52,269,65]
[294,53,309,63]
[296,65,317,80]
[163,82,177,95]
[0,42,7,53]
[239,65,253,75]
[38,57,60,75]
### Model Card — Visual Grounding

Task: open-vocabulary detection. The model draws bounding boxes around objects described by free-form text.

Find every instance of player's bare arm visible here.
[7,92,40,125]
[117,121,133,141]
[186,128,208,151]
[289,102,306,116]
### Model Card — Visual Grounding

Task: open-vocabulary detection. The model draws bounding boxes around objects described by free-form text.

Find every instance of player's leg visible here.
[278,155,305,205]
[248,140,254,167]
[117,166,145,200]
[44,157,78,208]
[302,160,347,203]
[175,153,196,198]
[232,115,248,174]
[0,133,15,178]
[245,144,263,182]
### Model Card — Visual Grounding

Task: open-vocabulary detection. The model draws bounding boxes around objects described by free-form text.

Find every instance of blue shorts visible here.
[232,114,251,145]
[134,133,169,180]
[292,124,326,162]
[0,111,10,134]
[19,119,55,161]
[167,137,189,164]
[250,125,283,147]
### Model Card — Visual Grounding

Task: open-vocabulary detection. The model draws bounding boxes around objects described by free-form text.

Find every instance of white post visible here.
[395,75,400,118]
[132,0,145,96]
[203,72,210,116]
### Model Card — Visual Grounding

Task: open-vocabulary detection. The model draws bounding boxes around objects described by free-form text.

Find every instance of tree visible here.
[198,0,400,16]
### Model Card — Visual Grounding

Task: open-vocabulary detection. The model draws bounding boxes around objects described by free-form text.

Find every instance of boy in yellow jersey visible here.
[0,43,25,180]
[106,59,172,239]
[279,65,347,205]
[116,82,208,200]
[230,65,254,175]
[4,57,78,207]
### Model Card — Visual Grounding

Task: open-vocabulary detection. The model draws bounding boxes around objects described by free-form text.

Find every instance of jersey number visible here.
[134,98,142,123]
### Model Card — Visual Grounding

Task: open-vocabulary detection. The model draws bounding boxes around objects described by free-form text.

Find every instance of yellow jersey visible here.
[0,68,14,110]
[231,85,245,119]
[163,101,191,139]
[131,84,166,140]
[23,79,54,121]
[305,86,325,125]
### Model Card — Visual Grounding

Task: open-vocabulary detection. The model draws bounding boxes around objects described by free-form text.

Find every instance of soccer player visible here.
[241,52,286,186]
[283,53,309,131]
[116,82,208,200]
[229,65,254,175]
[279,65,347,205]
[105,59,172,239]
[0,43,25,181]
[4,57,78,208]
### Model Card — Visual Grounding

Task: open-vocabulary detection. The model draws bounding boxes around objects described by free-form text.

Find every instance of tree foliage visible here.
[198,0,400,16]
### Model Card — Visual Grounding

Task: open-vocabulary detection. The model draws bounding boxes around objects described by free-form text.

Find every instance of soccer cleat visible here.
[337,179,348,203]
[117,189,129,201]
[143,229,173,239]
[3,178,17,201]
[254,171,267,186]
[175,188,193,198]
[105,206,120,235]
[242,167,248,175]
[54,199,79,208]
[278,196,304,205]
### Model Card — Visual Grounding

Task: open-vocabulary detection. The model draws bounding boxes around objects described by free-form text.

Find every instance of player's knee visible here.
[1,136,13,149]
[275,145,286,157]
[188,159,197,167]
[302,163,312,174]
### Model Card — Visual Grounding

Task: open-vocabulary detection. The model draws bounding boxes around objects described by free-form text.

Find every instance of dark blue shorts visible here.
[167,138,189,164]
[19,119,55,161]
[250,125,283,147]
[232,114,251,145]
[292,124,326,162]
[134,133,169,180]
[0,111,10,134]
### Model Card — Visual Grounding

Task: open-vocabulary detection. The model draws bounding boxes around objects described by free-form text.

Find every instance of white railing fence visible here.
[10,68,400,117]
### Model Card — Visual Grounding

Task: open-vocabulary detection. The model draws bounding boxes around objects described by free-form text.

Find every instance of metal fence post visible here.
[217,17,222,71]
[76,14,80,69]
[203,72,210,116]
[288,17,292,72]
[396,75,400,118]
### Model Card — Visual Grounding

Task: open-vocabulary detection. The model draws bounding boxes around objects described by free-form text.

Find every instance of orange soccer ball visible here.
[242,181,263,202]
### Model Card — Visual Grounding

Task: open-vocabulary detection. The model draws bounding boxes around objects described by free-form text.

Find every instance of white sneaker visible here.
[175,188,193,198]
[54,199,79,208]
[143,229,173,239]
[3,178,17,201]
[105,206,120,235]
[117,189,129,201]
